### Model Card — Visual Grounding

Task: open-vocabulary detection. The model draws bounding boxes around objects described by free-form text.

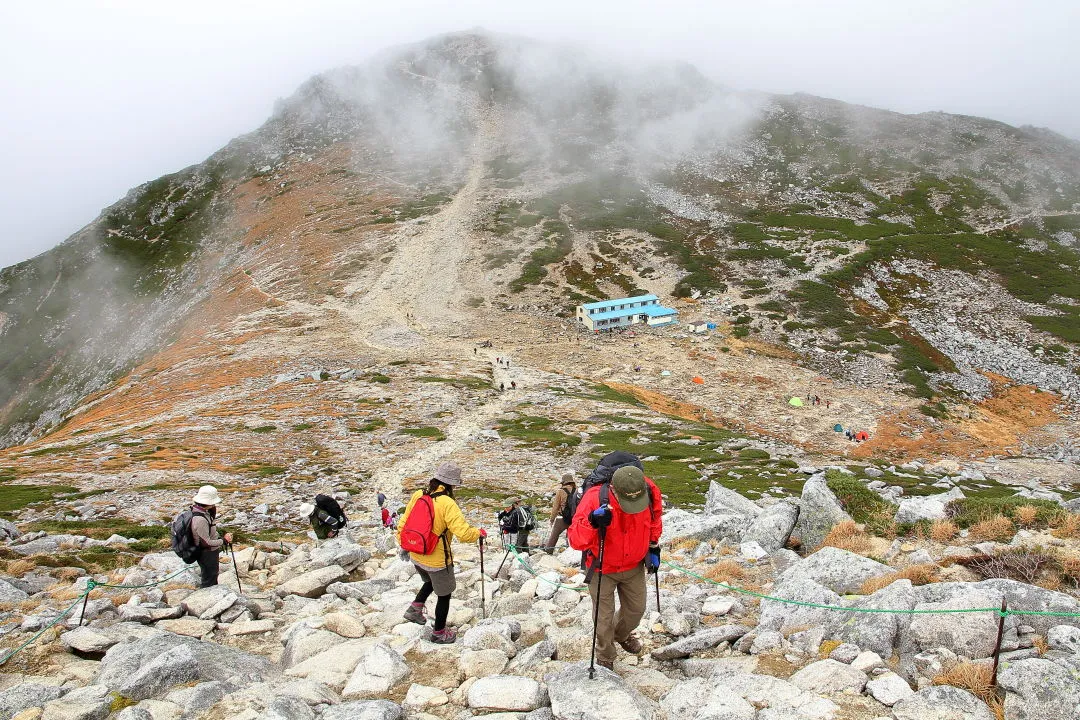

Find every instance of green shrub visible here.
[825,471,897,535]
[400,427,446,441]
[350,418,387,432]
[945,496,1063,528]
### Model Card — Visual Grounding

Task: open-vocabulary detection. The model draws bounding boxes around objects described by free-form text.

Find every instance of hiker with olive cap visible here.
[568,464,662,670]
[190,485,233,588]
[398,461,487,644]
[497,496,531,551]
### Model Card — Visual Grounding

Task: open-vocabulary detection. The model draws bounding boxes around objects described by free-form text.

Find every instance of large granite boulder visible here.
[999,658,1080,720]
[546,663,655,720]
[909,588,1009,659]
[94,632,270,701]
[659,678,755,720]
[777,546,892,595]
[741,500,799,552]
[792,473,851,550]
[894,487,964,524]
[823,579,919,657]
[891,686,994,720]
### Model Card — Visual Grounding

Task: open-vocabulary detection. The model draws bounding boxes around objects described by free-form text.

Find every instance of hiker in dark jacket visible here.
[190,485,233,588]
[544,473,577,554]
[568,466,662,670]
[299,498,345,540]
[497,497,530,551]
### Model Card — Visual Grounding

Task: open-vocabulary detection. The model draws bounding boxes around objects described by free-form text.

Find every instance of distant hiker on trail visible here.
[397,462,486,644]
[499,382,504,391]
[826,400,831,409]
[188,486,233,588]
[569,463,662,671]
[497,497,534,551]
[511,381,517,390]
[377,490,386,508]
[381,506,392,527]
[544,472,577,554]
[299,494,348,540]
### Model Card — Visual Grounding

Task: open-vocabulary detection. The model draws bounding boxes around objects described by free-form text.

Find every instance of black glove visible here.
[646,544,661,573]
[588,505,612,529]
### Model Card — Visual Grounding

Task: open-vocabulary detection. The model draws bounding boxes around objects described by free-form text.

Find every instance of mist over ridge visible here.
[1,28,1079,454]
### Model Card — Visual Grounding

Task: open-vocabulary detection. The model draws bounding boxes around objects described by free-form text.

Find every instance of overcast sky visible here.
[2,0,1077,269]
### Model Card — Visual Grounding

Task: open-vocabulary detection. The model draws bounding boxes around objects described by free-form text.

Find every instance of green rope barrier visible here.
[661,559,1004,615]
[0,562,198,667]
[0,595,86,666]
[506,545,588,592]
[504,547,1080,619]
[87,565,195,591]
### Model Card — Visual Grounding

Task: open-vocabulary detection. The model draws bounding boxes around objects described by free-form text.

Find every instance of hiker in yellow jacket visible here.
[397,461,486,643]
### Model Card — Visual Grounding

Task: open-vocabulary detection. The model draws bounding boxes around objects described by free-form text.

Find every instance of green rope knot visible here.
[85,580,97,591]
[997,607,1010,618]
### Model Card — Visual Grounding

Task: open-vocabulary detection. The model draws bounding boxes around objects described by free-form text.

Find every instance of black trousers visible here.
[196,547,220,587]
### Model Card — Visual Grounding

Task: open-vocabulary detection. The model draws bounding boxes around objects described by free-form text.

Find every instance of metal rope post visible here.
[990,599,1008,691]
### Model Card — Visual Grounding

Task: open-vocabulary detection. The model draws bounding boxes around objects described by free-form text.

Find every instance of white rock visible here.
[341,644,411,699]
[660,677,754,720]
[276,565,348,598]
[467,675,547,712]
[459,649,510,678]
[850,651,885,673]
[790,659,867,694]
[702,597,737,616]
[403,684,449,708]
[226,619,275,636]
[891,686,993,720]
[864,672,913,706]
[739,541,769,561]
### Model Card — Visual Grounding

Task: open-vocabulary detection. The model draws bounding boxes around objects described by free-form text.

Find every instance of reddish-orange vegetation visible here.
[851,374,1064,461]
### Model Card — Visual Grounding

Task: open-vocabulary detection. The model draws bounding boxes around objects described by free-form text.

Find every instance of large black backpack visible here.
[315,494,348,530]
[171,508,206,563]
[562,451,644,525]
[517,505,537,531]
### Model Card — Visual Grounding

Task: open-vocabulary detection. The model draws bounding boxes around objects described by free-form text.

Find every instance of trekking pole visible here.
[227,541,243,595]
[495,538,513,578]
[478,537,486,619]
[654,568,661,614]
[588,528,607,679]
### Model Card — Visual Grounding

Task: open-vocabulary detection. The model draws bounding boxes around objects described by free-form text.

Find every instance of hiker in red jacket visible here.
[568,466,662,670]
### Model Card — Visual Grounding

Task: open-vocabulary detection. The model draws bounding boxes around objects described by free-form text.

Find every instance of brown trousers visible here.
[588,563,646,665]
[544,518,568,554]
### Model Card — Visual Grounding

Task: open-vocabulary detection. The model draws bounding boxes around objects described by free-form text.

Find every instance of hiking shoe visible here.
[403,603,427,625]
[617,634,643,654]
[430,627,457,644]
[596,658,614,670]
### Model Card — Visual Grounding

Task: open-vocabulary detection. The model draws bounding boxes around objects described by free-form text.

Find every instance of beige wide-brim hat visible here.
[192,485,223,506]
[298,502,316,517]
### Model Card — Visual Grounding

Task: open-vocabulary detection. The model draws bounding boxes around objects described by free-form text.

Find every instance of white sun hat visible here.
[192,485,223,506]
[298,502,316,517]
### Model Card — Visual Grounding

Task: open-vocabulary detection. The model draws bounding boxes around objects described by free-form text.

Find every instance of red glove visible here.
[479,528,488,538]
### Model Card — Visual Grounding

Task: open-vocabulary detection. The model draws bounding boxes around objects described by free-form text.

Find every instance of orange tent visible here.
[691,376,704,384]
[855,431,869,441]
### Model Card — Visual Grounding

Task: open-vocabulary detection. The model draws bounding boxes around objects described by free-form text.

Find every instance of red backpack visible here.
[399,494,442,554]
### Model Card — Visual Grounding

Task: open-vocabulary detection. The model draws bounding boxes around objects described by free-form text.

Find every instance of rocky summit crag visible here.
[2,28,1080,719]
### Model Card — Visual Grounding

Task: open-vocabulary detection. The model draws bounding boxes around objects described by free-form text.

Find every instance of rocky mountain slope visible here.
[2,31,1079,471]
[4,28,1080,720]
